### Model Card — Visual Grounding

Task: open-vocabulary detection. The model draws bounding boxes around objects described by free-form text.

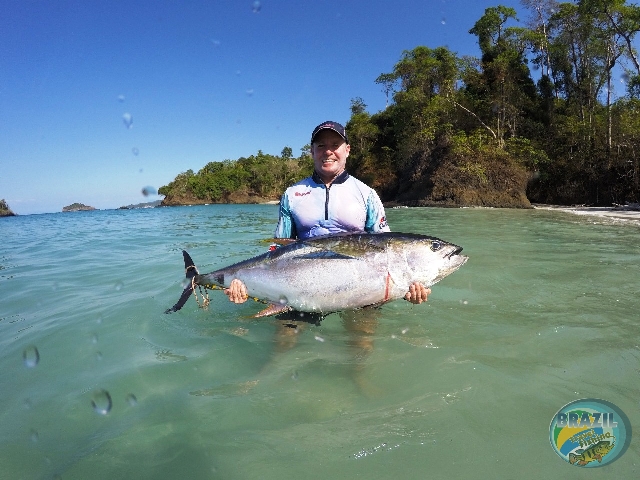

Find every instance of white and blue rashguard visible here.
[274,171,390,240]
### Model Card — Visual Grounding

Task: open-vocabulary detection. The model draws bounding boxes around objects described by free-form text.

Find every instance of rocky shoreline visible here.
[0,199,16,217]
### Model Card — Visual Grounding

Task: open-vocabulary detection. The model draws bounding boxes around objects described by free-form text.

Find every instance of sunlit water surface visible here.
[1,205,639,479]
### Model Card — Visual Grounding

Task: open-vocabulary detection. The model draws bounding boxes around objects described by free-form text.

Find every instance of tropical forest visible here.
[159,0,640,208]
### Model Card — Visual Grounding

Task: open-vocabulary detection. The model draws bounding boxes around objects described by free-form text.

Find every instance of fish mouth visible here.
[446,246,468,269]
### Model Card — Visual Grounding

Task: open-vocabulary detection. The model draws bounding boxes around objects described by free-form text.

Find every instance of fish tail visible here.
[165,251,199,313]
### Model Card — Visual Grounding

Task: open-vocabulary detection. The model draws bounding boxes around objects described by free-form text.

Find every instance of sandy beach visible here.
[533,204,640,224]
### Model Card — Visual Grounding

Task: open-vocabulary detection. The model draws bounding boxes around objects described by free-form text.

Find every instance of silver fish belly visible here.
[166,232,468,316]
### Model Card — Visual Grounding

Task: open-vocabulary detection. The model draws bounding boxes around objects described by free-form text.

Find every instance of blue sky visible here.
[3,0,530,215]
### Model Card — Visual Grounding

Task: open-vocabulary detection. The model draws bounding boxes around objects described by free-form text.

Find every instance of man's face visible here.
[311,129,350,184]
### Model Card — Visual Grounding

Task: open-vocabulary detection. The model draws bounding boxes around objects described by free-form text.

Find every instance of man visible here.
[225,120,430,304]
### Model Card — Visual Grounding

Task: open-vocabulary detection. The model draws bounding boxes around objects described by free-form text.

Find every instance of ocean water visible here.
[1,204,639,480]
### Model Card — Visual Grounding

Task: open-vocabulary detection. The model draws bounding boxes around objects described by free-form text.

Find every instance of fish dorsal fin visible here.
[260,237,297,247]
[253,303,292,318]
[269,238,297,246]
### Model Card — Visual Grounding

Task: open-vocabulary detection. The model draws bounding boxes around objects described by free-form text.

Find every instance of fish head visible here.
[399,235,468,287]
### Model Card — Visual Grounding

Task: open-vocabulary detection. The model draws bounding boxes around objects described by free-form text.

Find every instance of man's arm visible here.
[364,190,390,233]
[273,193,297,239]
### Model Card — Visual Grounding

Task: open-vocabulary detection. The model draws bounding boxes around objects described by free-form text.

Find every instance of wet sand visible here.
[533,204,640,224]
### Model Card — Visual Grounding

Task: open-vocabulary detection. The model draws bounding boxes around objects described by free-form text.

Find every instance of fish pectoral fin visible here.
[253,303,292,318]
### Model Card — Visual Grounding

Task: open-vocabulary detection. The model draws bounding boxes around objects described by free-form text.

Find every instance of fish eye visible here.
[430,241,442,251]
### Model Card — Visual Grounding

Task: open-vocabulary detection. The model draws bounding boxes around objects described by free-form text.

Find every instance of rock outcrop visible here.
[0,199,16,217]
[62,203,96,212]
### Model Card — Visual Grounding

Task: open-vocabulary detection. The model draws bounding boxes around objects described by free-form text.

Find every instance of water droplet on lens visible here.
[142,186,157,196]
[122,112,133,129]
[621,73,630,83]
[314,335,325,342]
[211,39,221,47]
[246,89,254,97]
[91,334,98,344]
[29,429,39,443]
[291,371,298,380]
[96,351,103,361]
[126,393,138,406]
[132,147,139,156]
[278,295,288,305]
[114,281,124,291]
[91,389,112,415]
[251,1,261,13]
[118,94,125,102]
[23,346,39,367]
[441,17,446,24]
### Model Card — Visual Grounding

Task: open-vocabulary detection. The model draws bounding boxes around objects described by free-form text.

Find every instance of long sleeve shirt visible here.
[274,171,390,240]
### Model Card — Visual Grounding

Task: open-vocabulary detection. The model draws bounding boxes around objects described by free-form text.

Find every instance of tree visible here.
[520,0,560,81]
[379,46,460,161]
[345,98,381,184]
[468,5,539,143]
[281,146,293,159]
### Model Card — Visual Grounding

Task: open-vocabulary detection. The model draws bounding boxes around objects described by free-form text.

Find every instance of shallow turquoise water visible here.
[1,205,639,479]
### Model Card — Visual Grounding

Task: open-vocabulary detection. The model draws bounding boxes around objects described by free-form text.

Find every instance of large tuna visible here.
[166,232,468,317]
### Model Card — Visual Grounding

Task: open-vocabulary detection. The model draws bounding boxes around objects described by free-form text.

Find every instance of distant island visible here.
[0,199,16,217]
[118,200,163,210]
[63,203,96,212]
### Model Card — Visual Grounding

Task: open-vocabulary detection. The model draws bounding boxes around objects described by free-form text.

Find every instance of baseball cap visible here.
[310,121,349,144]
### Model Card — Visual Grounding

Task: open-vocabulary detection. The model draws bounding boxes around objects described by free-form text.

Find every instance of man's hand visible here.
[224,278,249,304]
[405,282,430,304]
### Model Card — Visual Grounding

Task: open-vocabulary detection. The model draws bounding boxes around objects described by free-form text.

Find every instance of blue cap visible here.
[311,121,349,144]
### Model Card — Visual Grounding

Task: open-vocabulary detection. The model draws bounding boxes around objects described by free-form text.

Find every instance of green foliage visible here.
[158,150,311,203]
[281,146,293,159]
[0,198,16,216]
[160,0,640,207]
[505,137,550,169]
[458,162,488,185]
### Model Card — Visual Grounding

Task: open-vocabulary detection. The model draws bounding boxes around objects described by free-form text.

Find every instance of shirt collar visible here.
[312,170,350,186]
